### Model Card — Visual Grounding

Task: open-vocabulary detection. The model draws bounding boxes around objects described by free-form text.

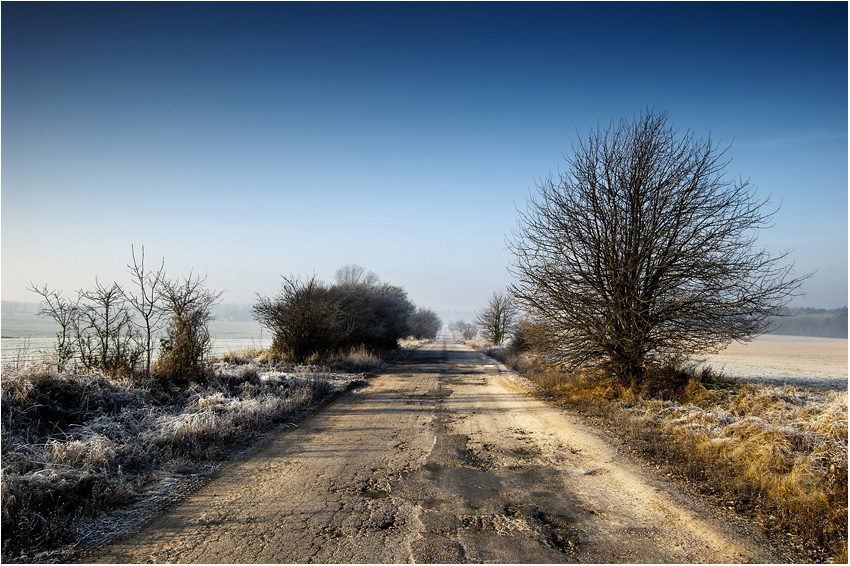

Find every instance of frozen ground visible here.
[695,335,848,390]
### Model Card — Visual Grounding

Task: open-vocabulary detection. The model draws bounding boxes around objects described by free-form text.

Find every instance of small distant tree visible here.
[408,307,442,339]
[155,273,222,384]
[121,245,166,378]
[460,321,477,340]
[28,283,79,371]
[449,319,476,340]
[475,292,518,345]
[509,110,807,387]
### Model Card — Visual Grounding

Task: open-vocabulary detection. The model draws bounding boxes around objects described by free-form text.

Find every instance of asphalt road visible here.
[90,334,781,563]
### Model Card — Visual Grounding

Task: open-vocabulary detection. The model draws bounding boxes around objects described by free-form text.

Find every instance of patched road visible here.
[90,334,782,563]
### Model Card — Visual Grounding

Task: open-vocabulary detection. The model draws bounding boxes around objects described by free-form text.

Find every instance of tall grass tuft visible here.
[329,345,384,373]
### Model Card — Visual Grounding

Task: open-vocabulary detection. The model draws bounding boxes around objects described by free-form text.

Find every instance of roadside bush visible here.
[408,307,442,339]
[28,248,222,384]
[153,274,222,386]
[253,267,424,363]
[336,280,414,350]
[253,275,349,362]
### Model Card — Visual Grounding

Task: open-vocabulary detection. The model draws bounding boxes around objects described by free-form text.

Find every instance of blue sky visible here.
[2,1,847,314]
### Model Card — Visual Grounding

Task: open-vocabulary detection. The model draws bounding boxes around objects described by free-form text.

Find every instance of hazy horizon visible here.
[3,2,847,313]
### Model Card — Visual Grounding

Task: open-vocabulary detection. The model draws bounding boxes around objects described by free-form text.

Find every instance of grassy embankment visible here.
[0,345,387,562]
[482,345,847,563]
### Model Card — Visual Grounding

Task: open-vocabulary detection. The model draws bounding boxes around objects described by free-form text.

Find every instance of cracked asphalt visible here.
[89,333,782,563]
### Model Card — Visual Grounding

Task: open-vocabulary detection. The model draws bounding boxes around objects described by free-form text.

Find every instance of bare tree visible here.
[121,245,166,378]
[27,283,79,371]
[450,319,477,340]
[509,110,807,386]
[475,291,518,345]
[77,280,140,374]
[460,321,477,340]
[156,273,222,383]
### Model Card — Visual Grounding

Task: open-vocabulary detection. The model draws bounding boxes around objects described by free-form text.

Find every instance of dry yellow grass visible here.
[498,351,848,562]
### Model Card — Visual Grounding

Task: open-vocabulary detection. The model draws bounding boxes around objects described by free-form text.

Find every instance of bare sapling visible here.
[27,283,79,372]
[121,244,166,379]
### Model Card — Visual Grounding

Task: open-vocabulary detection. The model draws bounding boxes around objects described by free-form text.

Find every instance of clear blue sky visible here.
[2,1,847,314]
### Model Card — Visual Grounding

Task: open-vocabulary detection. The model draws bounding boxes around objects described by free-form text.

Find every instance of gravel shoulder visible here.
[87,335,786,563]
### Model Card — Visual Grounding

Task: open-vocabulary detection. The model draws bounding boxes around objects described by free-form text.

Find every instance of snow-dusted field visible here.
[695,335,848,390]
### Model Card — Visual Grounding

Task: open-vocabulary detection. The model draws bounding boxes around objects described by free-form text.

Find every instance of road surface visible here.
[90,334,782,563]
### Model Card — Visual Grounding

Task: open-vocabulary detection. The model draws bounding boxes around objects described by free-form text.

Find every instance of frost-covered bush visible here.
[1,362,331,561]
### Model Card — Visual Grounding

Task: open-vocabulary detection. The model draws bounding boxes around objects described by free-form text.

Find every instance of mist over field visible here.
[4,301,846,340]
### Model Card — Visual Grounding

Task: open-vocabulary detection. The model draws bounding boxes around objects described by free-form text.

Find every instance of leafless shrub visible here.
[154,273,222,386]
[336,277,415,351]
[26,284,78,372]
[121,244,166,379]
[253,267,418,362]
[253,275,349,362]
[76,280,143,376]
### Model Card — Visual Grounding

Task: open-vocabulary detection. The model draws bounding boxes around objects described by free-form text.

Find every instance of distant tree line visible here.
[767,307,848,338]
[252,265,441,363]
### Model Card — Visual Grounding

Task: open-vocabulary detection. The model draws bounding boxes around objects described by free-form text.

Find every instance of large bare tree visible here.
[509,110,806,386]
